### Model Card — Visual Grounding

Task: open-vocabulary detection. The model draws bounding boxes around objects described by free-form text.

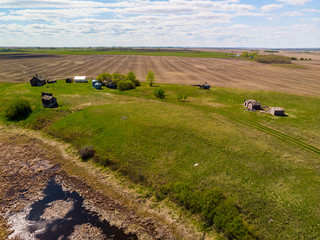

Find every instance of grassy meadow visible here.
[0,81,320,239]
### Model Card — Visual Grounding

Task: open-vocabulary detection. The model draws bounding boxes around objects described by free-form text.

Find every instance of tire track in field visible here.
[216,110,320,155]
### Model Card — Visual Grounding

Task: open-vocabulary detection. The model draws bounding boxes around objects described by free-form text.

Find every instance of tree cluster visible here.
[96,71,140,91]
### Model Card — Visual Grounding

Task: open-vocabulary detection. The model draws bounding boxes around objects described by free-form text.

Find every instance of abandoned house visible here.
[41,92,58,108]
[66,78,73,83]
[30,74,46,87]
[244,99,261,110]
[270,107,285,116]
[74,76,88,83]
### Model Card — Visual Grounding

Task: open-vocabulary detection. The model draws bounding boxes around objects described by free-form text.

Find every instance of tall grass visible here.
[255,54,291,64]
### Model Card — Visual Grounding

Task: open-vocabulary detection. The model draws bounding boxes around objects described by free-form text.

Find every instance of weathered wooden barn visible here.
[30,74,46,87]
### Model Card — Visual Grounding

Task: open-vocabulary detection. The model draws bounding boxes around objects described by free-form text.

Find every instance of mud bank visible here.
[9,179,137,240]
[0,126,206,240]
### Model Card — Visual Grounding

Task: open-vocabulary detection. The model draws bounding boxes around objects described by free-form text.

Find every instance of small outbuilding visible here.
[270,107,285,116]
[244,99,261,110]
[74,76,88,83]
[93,81,102,90]
[66,78,73,83]
[41,92,58,108]
[30,74,46,87]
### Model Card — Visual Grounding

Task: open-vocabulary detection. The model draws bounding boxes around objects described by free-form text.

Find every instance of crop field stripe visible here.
[218,111,320,155]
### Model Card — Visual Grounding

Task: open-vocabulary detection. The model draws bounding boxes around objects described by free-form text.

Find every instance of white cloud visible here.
[276,0,312,6]
[261,4,283,12]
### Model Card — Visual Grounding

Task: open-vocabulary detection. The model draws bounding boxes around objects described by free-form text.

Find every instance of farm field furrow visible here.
[1,53,320,96]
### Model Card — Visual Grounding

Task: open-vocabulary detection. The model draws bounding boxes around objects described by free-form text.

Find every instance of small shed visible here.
[30,74,46,87]
[74,76,88,83]
[244,99,261,110]
[270,107,285,116]
[66,78,73,83]
[41,92,57,108]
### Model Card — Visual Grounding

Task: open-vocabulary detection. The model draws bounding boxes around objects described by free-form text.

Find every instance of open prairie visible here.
[0,53,319,96]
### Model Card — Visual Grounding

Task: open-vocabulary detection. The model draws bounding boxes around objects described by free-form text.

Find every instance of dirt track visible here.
[0,53,319,96]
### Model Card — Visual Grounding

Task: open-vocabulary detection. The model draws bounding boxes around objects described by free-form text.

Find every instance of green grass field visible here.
[1,48,234,58]
[1,81,320,239]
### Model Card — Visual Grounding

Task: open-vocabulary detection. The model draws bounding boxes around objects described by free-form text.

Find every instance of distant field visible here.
[2,48,234,58]
[0,81,319,239]
[0,53,320,96]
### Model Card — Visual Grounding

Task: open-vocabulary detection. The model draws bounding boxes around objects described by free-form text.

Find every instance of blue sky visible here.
[0,0,319,48]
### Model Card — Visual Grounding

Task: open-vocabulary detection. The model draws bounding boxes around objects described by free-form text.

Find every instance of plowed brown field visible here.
[1,53,319,96]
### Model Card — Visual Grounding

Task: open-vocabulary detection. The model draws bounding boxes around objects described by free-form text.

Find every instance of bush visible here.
[126,71,140,86]
[291,57,297,60]
[177,93,188,102]
[112,73,126,86]
[300,57,304,60]
[255,54,291,64]
[153,88,165,99]
[79,146,95,160]
[5,99,32,121]
[93,155,113,167]
[96,72,112,84]
[309,58,312,60]
[117,80,135,91]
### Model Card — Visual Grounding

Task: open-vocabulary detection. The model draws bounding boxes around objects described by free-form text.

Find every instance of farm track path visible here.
[216,110,320,155]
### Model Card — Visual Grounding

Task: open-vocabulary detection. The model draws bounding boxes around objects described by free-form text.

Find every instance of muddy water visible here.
[20,179,137,240]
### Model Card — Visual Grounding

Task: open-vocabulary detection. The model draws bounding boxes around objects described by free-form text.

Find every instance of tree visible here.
[96,73,112,84]
[240,51,249,58]
[146,71,155,87]
[112,73,126,85]
[126,71,140,86]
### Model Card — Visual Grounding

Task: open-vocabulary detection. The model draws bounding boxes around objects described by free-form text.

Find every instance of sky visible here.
[0,0,319,48]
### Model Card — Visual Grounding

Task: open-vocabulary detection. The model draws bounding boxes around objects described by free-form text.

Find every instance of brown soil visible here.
[0,52,319,96]
[0,125,208,240]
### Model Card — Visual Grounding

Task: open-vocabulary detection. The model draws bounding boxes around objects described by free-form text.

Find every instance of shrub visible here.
[5,99,32,121]
[79,146,95,160]
[112,73,126,85]
[255,54,291,64]
[240,51,249,58]
[309,58,312,60]
[177,93,188,102]
[146,71,156,86]
[117,80,135,91]
[96,72,112,84]
[300,57,304,60]
[291,57,297,60]
[93,155,113,167]
[126,71,140,86]
[153,88,165,99]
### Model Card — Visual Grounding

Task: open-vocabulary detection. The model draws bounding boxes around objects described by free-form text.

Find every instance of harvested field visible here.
[0,53,320,96]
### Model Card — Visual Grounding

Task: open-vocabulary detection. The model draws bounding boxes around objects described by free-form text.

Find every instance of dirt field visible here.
[0,52,319,96]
